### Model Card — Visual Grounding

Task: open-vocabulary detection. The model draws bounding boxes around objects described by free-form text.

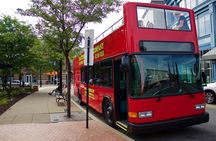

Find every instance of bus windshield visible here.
[131,54,202,98]
[137,6,191,31]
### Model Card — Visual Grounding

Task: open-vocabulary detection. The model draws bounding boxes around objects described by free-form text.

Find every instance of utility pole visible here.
[86,37,90,128]
[84,29,94,128]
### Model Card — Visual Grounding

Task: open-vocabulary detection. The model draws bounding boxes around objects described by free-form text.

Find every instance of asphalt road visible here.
[75,99,216,141]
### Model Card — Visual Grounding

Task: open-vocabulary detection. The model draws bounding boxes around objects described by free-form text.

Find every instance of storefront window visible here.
[178,0,205,9]
[197,0,205,5]
[179,0,186,8]
[198,12,211,37]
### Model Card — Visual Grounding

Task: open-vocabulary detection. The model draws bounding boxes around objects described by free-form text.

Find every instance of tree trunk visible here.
[66,54,71,118]
[59,59,63,94]
[19,69,22,87]
[40,67,42,87]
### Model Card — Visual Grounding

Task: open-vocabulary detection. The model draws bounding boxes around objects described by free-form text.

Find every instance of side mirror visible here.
[120,55,129,72]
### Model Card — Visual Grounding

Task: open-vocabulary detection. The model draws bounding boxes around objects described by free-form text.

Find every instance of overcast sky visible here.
[0,0,151,37]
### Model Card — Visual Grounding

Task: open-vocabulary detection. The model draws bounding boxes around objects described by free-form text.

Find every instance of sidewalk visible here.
[0,85,131,141]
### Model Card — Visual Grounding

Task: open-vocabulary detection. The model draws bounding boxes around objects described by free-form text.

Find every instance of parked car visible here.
[203,82,216,104]
[7,80,30,87]
[7,80,20,86]
[24,82,30,86]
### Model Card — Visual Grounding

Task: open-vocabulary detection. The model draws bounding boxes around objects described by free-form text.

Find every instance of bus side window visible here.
[81,67,85,83]
[93,60,112,88]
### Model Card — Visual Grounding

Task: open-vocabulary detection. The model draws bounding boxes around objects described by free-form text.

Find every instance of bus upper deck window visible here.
[137,6,191,31]
[166,10,191,31]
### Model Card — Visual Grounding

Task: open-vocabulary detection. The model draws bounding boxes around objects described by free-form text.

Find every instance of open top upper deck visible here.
[74,2,199,68]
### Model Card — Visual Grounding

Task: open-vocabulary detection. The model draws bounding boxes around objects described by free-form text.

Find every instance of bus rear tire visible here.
[103,99,114,126]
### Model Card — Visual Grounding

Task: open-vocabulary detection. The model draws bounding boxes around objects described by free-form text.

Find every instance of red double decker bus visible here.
[73,2,209,133]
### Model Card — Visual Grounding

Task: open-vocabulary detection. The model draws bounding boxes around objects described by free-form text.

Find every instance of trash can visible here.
[33,86,39,91]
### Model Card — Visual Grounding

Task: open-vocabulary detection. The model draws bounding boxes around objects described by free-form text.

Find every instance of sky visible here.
[0,0,151,38]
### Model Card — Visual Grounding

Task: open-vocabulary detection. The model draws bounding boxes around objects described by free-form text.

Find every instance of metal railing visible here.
[94,17,124,43]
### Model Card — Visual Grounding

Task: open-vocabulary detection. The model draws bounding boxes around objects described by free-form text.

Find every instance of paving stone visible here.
[32,113,50,123]
[0,121,128,141]
[0,85,131,141]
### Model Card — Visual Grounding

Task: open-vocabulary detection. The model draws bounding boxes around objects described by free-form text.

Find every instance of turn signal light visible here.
[128,112,138,118]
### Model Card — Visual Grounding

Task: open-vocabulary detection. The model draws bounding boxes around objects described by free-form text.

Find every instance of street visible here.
[76,100,216,141]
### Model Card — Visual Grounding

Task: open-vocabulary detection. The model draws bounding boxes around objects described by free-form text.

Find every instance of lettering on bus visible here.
[84,87,95,99]
[79,54,84,65]
[94,42,104,59]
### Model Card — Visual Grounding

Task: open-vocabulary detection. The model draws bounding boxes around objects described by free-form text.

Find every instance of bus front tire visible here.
[205,90,216,104]
[103,99,114,126]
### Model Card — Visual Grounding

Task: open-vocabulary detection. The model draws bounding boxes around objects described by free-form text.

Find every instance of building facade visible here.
[165,0,216,83]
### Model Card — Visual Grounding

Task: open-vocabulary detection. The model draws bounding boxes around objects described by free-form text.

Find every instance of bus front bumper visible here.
[128,112,209,133]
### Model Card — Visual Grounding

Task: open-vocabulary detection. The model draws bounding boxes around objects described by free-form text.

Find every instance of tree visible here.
[18,0,121,117]
[0,15,36,89]
[30,38,61,85]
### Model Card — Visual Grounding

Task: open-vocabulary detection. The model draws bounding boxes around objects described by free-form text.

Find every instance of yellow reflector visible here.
[128,112,138,118]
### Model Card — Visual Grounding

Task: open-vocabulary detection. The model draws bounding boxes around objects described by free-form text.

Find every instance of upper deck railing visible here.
[94,17,124,43]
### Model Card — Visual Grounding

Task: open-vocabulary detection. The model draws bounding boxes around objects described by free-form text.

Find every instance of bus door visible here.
[114,59,128,123]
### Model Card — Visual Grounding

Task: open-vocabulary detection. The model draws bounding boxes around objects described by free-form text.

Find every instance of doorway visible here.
[114,59,127,121]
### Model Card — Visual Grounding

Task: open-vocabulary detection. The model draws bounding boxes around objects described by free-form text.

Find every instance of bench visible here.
[55,92,66,103]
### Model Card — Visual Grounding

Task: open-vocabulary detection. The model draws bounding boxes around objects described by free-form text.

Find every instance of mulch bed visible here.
[0,93,30,115]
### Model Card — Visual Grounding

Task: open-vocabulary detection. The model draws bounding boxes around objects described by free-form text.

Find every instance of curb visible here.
[71,98,133,141]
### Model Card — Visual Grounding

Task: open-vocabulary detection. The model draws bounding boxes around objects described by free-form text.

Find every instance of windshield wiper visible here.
[152,86,169,96]
[152,86,170,102]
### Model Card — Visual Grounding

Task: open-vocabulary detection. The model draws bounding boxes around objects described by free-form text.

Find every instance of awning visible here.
[202,47,216,60]
[47,71,58,76]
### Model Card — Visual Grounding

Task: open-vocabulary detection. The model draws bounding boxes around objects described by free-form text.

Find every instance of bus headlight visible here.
[138,111,153,118]
[195,104,205,110]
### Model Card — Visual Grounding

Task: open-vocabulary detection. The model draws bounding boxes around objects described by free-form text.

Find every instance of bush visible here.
[0,97,8,105]
[10,88,25,96]
[23,87,34,93]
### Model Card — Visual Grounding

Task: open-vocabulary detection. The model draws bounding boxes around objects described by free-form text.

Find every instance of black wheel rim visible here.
[105,101,113,124]
[205,92,215,104]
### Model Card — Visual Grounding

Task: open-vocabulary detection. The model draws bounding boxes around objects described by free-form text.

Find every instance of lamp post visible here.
[84,29,94,128]
[40,67,42,87]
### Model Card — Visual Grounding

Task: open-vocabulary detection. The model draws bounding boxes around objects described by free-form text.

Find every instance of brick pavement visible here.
[0,85,132,141]
[0,121,127,141]
[0,85,82,124]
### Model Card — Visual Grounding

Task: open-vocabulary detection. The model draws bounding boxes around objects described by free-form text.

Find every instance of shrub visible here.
[0,97,8,105]
[24,87,34,93]
[10,88,25,96]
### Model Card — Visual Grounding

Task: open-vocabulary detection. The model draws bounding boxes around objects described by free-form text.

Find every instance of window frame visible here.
[197,11,211,37]
[136,6,192,31]
[93,59,113,88]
